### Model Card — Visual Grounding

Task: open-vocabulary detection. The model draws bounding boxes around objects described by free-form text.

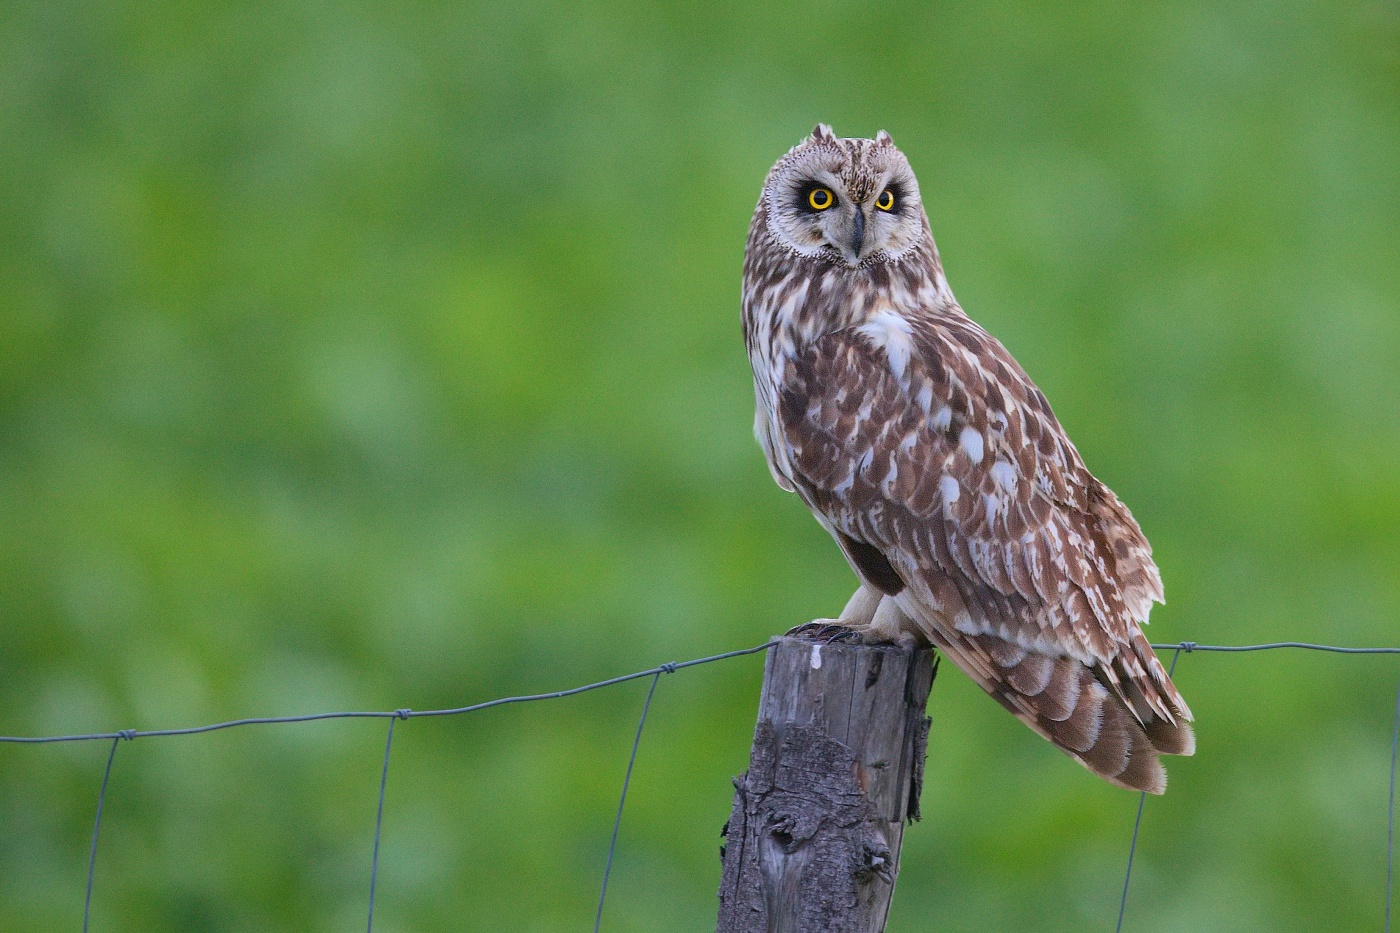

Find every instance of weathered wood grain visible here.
[716,636,936,933]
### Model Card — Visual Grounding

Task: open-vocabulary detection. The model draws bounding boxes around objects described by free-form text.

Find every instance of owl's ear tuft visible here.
[875,130,894,146]
[811,123,836,144]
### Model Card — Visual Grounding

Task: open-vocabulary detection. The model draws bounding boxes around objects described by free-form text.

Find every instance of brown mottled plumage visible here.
[742,125,1193,793]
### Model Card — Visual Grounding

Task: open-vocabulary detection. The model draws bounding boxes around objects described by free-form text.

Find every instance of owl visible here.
[742,125,1194,793]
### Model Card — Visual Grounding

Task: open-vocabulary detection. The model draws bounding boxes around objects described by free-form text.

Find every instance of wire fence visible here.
[1124,642,1400,933]
[2,638,1398,932]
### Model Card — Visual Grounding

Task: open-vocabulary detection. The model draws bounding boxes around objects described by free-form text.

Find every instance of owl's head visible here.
[760,124,926,268]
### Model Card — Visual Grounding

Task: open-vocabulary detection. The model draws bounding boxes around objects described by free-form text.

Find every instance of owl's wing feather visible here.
[777,312,1193,792]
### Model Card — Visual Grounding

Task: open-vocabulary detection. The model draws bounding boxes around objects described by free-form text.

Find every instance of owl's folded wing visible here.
[776,313,1192,791]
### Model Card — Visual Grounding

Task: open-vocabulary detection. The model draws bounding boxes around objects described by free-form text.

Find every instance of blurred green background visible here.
[2,1,1398,930]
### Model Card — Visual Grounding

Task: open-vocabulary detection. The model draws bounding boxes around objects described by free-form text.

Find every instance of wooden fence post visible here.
[716,635,936,933]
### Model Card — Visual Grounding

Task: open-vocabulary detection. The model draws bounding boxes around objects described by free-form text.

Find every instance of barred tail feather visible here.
[924,628,1194,794]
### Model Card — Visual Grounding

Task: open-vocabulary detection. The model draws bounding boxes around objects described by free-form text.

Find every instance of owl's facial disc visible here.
[764,132,925,267]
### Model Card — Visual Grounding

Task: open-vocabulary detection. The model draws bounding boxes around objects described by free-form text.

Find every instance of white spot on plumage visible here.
[939,475,960,505]
[991,460,1017,491]
[932,405,952,431]
[858,308,914,381]
[959,427,985,464]
[953,614,980,636]
[916,383,934,413]
[984,493,1000,524]
[767,280,812,337]
[881,465,900,498]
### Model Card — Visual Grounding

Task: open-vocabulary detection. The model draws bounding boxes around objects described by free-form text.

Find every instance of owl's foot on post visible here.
[785,585,884,642]
[785,621,866,643]
[787,614,913,646]
[785,586,923,649]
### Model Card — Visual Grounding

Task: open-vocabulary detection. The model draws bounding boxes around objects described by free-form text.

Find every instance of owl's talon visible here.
[785,620,840,637]
[787,621,867,644]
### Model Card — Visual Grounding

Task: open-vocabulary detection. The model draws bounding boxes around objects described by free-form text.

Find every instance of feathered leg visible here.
[788,586,924,648]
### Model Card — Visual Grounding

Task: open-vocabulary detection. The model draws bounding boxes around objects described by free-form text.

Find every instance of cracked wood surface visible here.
[716,636,936,933]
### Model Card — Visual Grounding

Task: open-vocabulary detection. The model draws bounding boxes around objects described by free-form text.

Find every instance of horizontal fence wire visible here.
[0,640,775,932]
[2,637,1398,931]
[0,642,775,745]
[1150,642,1400,655]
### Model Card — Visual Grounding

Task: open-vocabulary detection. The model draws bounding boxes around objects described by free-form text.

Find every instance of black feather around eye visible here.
[877,182,906,214]
[795,182,834,213]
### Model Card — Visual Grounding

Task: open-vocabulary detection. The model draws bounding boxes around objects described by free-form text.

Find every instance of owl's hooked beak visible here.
[833,207,867,266]
[849,209,865,261]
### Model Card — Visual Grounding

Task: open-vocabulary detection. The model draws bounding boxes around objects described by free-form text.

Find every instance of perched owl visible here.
[742,125,1194,793]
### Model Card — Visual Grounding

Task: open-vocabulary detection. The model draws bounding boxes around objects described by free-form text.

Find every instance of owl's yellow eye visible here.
[807,187,834,210]
[875,189,896,211]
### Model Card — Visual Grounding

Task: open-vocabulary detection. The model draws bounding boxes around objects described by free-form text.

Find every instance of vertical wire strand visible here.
[367,713,407,933]
[1114,790,1149,933]
[593,670,663,933]
[1115,647,1184,933]
[84,735,123,933]
[1386,674,1399,933]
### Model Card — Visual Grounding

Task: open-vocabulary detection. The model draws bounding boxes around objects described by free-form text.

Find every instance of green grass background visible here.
[2,1,1398,930]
